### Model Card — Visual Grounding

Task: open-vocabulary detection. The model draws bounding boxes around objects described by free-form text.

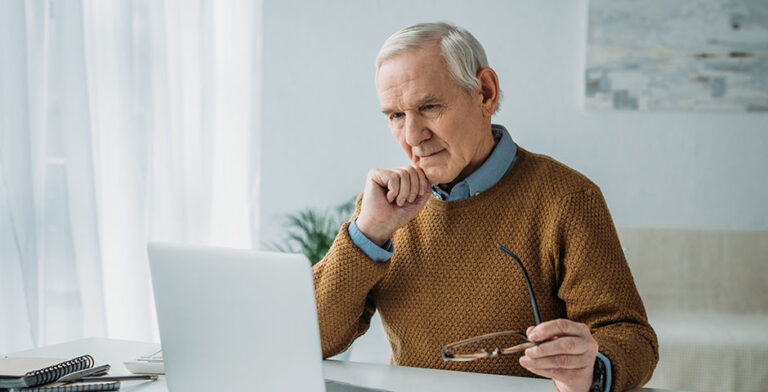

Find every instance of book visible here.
[0,355,94,389]
[2,380,120,391]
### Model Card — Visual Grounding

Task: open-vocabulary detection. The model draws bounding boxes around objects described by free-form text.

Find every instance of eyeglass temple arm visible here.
[497,244,542,325]
[444,330,529,350]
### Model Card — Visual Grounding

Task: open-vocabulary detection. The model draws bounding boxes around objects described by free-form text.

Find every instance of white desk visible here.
[8,338,686,392]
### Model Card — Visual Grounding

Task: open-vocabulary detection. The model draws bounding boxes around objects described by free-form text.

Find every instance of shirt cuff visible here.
[348,218,394,263]
[596,351,613,392]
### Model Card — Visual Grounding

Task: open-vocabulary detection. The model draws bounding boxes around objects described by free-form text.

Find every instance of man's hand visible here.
[519,319,599,392]
[356,166,431,246]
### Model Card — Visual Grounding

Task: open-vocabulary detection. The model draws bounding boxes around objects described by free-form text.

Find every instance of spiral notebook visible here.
[2,380,120,391]
[0,355,118,391]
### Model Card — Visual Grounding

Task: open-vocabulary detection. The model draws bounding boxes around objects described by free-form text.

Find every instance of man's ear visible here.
[477,67,500,117]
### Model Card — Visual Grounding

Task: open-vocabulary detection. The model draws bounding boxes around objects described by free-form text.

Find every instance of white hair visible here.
[376,22,501,113]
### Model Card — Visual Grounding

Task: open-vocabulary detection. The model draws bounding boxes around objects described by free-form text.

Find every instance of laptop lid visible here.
[147,242,326,392]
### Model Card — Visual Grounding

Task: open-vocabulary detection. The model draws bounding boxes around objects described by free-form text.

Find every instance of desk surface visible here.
[9,338,686,392]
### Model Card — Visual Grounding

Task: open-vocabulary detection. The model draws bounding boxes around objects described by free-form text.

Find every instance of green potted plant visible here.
[269,196,356,265]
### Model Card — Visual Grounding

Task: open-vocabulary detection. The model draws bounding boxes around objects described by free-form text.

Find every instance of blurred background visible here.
[1,1,767,391]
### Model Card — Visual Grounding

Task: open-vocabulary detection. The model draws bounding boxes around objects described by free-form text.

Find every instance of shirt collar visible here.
[432,124,517,201]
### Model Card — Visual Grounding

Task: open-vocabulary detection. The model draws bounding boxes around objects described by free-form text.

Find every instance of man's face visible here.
[377,45,491,186]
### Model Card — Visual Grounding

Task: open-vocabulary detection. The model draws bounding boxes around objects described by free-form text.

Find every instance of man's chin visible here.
[422,169,458,187]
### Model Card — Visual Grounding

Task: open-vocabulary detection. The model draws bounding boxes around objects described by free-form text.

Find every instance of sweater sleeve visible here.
[312,196,391,358]
[551,188,659,392]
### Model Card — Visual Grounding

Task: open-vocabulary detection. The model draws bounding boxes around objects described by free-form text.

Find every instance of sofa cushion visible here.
[646,312,768,392]
[617,228,768,315]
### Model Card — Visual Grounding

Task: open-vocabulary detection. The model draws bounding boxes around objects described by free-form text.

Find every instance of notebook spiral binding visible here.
[25,355,95,386]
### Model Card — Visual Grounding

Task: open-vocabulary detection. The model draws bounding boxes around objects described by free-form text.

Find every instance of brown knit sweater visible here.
[313,147,658,392]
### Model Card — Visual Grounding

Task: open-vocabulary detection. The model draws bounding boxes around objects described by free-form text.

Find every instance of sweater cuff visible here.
[348,218,394,263]
[597,351,613,392]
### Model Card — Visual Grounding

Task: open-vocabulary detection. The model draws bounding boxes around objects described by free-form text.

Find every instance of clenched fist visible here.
[356,166,432,246]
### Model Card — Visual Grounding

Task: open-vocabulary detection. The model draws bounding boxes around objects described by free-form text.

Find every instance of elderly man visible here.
[313,22,658,392]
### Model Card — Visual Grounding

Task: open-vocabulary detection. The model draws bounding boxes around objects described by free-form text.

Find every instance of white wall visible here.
[258,0,768,246]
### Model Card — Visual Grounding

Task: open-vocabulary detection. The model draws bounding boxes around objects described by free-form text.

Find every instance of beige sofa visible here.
[342,228,768,392]
[618,228,768,392]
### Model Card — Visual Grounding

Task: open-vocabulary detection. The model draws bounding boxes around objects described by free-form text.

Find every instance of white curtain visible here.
[0,0,260,353]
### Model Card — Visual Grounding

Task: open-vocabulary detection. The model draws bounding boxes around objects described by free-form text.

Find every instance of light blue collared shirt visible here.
[347,124,612,392]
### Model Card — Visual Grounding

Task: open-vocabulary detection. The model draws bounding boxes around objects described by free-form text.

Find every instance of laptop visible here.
[147,242,388,392]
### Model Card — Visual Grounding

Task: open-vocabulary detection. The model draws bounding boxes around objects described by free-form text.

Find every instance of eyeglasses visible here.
[441,244,543,362]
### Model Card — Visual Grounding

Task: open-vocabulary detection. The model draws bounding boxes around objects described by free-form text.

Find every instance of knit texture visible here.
[313,147,658,392]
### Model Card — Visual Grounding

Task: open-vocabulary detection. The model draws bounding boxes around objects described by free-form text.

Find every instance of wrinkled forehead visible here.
[376,48,457,106]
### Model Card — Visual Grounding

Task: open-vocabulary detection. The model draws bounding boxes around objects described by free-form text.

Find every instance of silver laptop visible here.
[148,242,386,392]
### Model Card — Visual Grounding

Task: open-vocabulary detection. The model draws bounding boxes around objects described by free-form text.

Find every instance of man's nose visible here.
[404,115,430,146]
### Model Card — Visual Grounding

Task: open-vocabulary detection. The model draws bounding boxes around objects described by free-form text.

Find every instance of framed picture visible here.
[585,0,768,112]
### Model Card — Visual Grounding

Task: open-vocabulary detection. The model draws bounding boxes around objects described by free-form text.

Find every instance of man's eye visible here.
[421,104,438,111]
[390,112,404,119]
